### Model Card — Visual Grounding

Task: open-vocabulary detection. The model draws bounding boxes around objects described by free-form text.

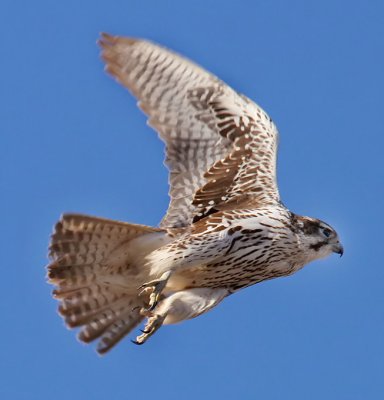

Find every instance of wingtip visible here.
[98,32,139,48]
[98,32,113,48]
[100,31,114,40]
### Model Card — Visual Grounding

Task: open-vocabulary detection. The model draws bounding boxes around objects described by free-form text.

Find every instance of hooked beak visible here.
[332,242,344,257]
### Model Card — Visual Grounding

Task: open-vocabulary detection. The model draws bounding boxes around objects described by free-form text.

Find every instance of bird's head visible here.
[292,215,343,264]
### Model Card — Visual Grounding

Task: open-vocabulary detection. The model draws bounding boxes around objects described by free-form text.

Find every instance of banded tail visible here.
[47,214,169,354]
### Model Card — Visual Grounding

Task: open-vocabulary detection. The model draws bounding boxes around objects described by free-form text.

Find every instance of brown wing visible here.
[191,94,279,221]
[98,33,279,228]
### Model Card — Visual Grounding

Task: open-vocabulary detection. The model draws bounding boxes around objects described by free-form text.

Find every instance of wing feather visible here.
[98,33,279,228]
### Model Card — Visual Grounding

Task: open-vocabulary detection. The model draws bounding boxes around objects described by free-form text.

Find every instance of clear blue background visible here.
[2,1,383,399]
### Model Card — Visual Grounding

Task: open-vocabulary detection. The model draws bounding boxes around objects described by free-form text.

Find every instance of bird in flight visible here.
[47,32,343,354]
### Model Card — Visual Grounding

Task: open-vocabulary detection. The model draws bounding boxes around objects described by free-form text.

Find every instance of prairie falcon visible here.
[47,33,343,354]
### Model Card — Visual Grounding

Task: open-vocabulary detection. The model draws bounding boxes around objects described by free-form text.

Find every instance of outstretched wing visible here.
[99,33,279,228]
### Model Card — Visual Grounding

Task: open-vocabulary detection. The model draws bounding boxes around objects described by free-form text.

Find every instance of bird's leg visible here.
[138,270,172,311]
[132,312,166,345]
[132,288,229,345]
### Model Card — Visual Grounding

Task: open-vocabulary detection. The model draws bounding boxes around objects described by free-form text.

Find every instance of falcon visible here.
[47,33,343,354]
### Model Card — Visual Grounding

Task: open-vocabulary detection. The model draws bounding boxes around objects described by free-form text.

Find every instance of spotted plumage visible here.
[47,33,343,354]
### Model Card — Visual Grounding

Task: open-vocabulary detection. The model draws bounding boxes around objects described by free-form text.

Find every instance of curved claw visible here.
[131,339,144,346]
[148,300,159,312]
[133,314,166,346]
[137,271,172,310]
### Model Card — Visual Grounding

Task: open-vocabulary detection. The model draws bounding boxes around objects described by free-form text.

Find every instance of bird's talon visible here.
[133,314,166,345]
[148,294,160,311]
[138,271,172,311]
[138,286,154,297]
[139,308,153,318]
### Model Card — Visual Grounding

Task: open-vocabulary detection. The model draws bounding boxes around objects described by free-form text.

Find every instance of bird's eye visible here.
[320,227,332,238]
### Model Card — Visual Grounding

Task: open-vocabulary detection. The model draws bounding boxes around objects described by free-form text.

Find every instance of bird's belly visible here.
[166,256,296,292]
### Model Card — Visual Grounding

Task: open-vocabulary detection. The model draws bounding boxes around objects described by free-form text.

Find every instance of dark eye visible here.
[321,227,332,238]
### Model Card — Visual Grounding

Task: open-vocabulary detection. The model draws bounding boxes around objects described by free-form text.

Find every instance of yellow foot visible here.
[138,271,172,311]
[131,313,166,345]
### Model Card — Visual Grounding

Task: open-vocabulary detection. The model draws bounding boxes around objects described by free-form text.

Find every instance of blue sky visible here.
[2,0,383,399]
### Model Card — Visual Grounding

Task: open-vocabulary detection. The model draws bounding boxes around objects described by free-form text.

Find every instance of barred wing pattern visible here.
[191,91,280,221]
[99,33,279,228]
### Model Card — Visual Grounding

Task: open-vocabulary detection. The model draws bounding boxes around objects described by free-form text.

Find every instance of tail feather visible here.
[61,294,132,328]
[77,297,141,342]
[47,213,169,353]
[96,308,143,354]
[57,285,127,322]
[48,263,102,288]
[49,213,162,262]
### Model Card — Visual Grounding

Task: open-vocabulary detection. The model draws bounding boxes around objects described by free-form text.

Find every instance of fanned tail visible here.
[47,214,170,354]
